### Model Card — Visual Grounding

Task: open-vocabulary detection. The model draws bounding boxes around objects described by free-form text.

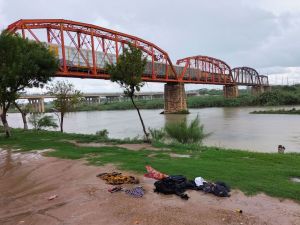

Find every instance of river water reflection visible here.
[7,106,300,153]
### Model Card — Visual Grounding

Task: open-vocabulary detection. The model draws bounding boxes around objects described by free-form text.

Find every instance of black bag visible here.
[201,181,230,197]
[214,181,230,197]
[154,175,189,200]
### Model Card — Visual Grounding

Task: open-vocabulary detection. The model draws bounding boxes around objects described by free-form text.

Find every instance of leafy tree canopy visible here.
[105,44,149,140]
[0,31,59,137]
[106,44,147,97]
[0,31,59,106]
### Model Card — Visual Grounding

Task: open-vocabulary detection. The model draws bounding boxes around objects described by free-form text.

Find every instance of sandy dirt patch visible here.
[0,150,299,225]
[68,140,166,151]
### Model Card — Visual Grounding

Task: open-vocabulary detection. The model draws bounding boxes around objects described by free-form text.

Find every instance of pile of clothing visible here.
[97,172,144,198]
[145,166,231,200]
[97,172,139,185]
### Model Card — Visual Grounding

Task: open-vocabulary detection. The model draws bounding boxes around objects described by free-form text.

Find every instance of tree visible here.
[13,101,31,130]
[105,44,149,141]
[47,81,82,132]
[0,31,59,137]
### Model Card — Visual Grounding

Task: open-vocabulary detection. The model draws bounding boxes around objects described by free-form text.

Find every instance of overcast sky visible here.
[1,0,300,93]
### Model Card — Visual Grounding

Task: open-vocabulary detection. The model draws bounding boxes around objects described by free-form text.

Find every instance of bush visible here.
[38,115,58,129]
[28,113,58,130]
[149,127,165,141]
[95,129,109,139]
[165,116,209,144]
[28,113,41,130]
[254,91,282,106]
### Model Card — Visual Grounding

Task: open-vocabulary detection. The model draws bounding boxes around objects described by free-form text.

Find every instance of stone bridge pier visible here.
[251,86,271,95]
[28,98,45,113]
[164,83,187,114]
[223,85,239,98]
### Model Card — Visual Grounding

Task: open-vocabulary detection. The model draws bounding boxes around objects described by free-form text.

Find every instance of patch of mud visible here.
[0,149,47,177]
[68,140,168,151]
[32,149,55,154]
[68,140,108,148]
[169,153,191,158]
[118,143,162,151]
[0,150,299,225]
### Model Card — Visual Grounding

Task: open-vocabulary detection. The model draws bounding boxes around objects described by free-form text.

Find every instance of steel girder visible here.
[176,56,234,84]
[7,19,178,82]
[7,19,269,86]
[232,67,269,86]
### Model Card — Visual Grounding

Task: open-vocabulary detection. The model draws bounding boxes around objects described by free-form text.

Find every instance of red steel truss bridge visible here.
[7,19,269,87]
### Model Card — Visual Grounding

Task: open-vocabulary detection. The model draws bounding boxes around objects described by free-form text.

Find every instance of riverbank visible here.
[0,151,300,225]
[73,84,300,111]
[251,108,300,115]
[1,151,299,225]
[54,94,258,111]
[0,128,299,202]
[9,85,300,113]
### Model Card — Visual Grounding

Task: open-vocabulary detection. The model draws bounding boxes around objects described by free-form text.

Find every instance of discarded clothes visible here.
[97,172,139,185]
[144,165,168,180]
[154,174,231,199]
[199,181,231,197]
[154,175,192,200]
[125,186,145,198]
[194,177,206,187]
[108,186,123,193]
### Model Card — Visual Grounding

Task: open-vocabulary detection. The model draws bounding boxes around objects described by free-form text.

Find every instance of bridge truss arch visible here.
[259,75,269,86]
[231,67,261,85]
[7,19,179,82]
[6,19,269,87]
[176,56,234,84]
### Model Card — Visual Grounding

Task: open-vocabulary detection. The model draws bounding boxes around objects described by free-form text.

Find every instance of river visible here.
[7,106,300,153]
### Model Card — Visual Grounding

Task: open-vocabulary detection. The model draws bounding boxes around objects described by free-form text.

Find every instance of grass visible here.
[251,108,300,115]
[0,128,300,202]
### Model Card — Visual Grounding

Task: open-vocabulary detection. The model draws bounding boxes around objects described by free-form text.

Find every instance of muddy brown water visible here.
[7,106,300,152]
[0,150,299,225]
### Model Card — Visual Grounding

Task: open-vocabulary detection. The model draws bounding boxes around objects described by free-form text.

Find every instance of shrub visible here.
[28,113,41,130]
[165,116,209,144]
[95,129,109,139]
[149,128,165,141]
[29,114,58,130]
[254,91,282,106]
[38,115,58,130]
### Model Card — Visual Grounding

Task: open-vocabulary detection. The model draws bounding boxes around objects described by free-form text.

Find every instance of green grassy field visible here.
[0,128,299,202]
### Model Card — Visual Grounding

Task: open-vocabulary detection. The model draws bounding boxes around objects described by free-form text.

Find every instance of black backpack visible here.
[154,175,190,200]
[202,181,231,197]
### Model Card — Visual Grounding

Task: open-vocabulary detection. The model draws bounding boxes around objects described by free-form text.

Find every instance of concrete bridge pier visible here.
[251,86,267,95]
[164,83,188,114]
[85,96,100,104]
[263,86,271,92]
[28,98,45,113]
[223,85,239,98]
[251,86,270,95]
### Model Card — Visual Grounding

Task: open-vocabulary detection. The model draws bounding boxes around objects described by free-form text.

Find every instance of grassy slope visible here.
[0,129,299,202]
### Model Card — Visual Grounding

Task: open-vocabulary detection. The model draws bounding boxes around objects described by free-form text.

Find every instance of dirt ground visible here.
[0,150,299,225]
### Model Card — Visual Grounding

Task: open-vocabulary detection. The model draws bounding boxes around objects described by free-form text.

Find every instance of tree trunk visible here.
[0,110,11,137]
[60,112,64,132]
[130,96,149,142]
[22,113,28,130]
[14,102,28,130]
